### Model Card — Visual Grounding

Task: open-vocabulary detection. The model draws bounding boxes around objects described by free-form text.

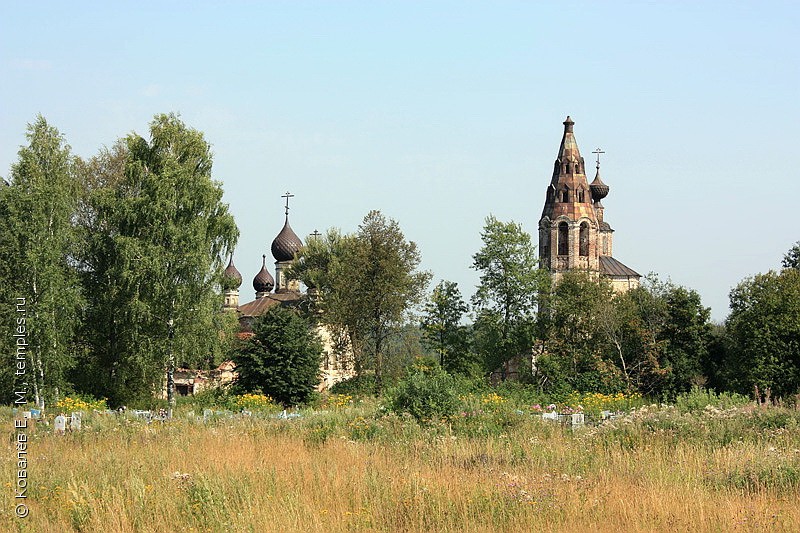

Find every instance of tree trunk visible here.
[166,318,175,418]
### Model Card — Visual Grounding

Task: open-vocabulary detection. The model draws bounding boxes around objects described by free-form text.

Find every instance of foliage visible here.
[0,116,83,408]
[329,374,378,397]
[233,305,323,406]
[53,395,109,413]
[723,268,800,397]
[559,391,644,418]
[783,241,800,270]
[234,393,281,412]
[291,211,430,391]
[421,280,473,374]
[323,393,355,409]
[538,271,621,393]
[386,361,461,422]
[75,114,238,406]
[538,272,712,398]
[674,386,751,413]
[471,216,547,376]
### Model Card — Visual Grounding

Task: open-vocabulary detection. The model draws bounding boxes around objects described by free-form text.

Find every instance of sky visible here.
[2,1,798,321]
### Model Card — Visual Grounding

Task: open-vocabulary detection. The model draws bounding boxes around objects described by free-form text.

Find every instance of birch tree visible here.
[2,116,82,407]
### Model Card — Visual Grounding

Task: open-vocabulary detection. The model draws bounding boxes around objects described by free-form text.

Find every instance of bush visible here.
[53,395,108,412]
[386,365,461,422]
[329,374,378,397]
[675,386,751,413]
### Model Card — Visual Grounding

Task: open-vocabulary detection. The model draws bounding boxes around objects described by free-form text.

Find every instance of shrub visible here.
[54,395,108,412]
[386,366,461,422]
[329,374,378,397]
[675,386,751,413]
[234,393,281,412]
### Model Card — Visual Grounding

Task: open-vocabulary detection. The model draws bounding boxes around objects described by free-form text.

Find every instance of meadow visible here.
[3,390,800,532]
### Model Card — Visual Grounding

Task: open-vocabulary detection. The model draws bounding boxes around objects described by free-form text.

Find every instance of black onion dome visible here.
[222,255,242,290]
[271,218,303,262]
[590,170,610,202]
[253,255,274,293]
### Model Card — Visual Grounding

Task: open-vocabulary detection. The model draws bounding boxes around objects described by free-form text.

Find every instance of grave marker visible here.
[54,414,66,435]
[70,412,82,431]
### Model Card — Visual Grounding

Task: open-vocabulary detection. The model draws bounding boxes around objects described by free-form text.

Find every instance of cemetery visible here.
[4,385,800,532]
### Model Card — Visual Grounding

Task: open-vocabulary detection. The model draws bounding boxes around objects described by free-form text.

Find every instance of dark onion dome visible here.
[253,255,275,293]
[271,217,303,262]
[590,170,610,203]
[221,254,242,290]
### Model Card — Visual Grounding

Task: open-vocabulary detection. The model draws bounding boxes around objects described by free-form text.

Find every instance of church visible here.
[218,195,355,392]
[538,116,640,290]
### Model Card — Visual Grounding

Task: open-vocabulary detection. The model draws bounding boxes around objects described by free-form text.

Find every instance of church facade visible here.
[538,116,640,291]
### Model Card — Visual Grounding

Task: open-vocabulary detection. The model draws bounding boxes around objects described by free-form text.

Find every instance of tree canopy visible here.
[723,268,800,397]
[421,280,473,375]
[75,114,238,406]
[0,116,82,407]
[290,211,430,391]
[233,306,322,406]
[471,216,548,377]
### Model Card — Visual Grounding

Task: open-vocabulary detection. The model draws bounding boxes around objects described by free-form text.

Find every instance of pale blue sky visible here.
[2,1,798,321]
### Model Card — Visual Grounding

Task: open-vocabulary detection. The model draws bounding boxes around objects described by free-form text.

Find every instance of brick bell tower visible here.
[539,116,600,277]
[538,116,640,290]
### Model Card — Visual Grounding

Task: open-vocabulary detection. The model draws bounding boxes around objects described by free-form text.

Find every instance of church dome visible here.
[253,255,275,293]
[271,218,303,262]
[222,254,242,290]
[590,171,610,202]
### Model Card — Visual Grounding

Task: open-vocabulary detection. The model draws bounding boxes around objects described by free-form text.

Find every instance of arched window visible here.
[579,222,589,256]
[558,222,569,256]
[577,189,584,202]
[561,190,569,203]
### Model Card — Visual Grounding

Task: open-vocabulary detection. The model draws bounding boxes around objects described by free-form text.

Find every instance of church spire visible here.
[541,116,596,222]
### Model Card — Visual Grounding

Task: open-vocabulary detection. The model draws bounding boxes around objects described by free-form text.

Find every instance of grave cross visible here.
[309,229,322,240]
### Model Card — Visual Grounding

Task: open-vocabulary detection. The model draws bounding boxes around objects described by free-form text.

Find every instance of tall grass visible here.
[3,399,800,532]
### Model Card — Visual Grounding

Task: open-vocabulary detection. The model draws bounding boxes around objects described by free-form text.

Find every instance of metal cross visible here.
[281,191,294,216]
[592,148,605,169]
[309,229,322,240]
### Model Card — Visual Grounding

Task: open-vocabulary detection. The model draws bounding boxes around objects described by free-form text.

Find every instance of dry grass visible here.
[3,406,800,532]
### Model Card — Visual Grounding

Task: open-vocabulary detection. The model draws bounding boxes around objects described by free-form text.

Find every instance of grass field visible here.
[3,395,800,532]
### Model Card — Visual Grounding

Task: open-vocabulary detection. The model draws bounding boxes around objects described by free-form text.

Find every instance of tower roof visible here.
[222,254,242,289]
[253,255,275,293]
[540,116,597,223]
[590,169,610,203]
[271,217,303,262]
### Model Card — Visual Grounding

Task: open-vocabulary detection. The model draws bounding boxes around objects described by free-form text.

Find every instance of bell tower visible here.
[538,116,640,290]
[538,116,600,278]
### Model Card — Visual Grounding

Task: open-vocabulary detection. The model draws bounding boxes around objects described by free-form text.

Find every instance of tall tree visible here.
[1,116,82,407]
[421,280,471,374]
[539,271,621,392]
[724,269,800,397]
[233,306,322,406]
[77,114,238,407]
[471,215,548,378]
[290,211,430,391]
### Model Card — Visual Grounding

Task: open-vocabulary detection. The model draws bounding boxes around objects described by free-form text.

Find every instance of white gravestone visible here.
[54,414,66,435]
[70,412,82,431]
